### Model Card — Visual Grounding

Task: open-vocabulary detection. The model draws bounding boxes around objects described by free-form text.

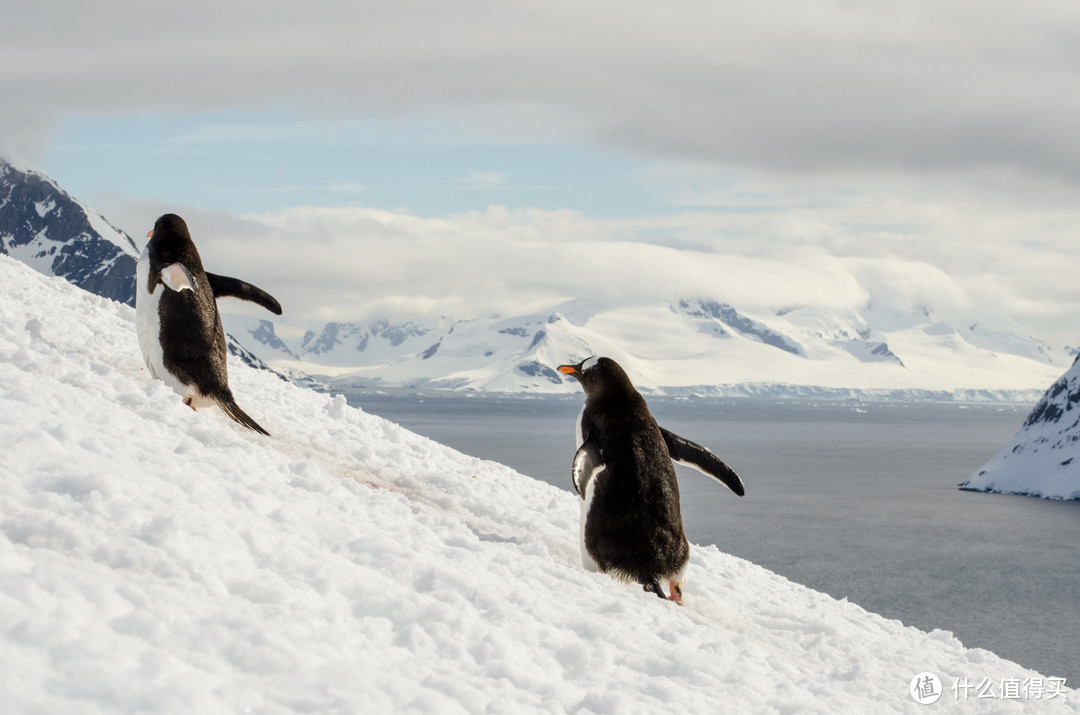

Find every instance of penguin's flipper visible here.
[160,263,198,293]
[206,272,283,315]
[571,434,605,498]
[659,427,745,496]
[215,394,271,436]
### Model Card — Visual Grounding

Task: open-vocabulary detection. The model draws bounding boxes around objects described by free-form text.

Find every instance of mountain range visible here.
[2,157,1072,400]
[222,295,1068,400]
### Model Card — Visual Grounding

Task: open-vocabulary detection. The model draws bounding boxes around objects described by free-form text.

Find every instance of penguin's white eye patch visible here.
[160,263,197,293]
[581,356,600,372]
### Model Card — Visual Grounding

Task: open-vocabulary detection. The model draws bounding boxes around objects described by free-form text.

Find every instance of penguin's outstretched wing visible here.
[659,427,745,496]
[206,273,283,315]
[572,434,605,499]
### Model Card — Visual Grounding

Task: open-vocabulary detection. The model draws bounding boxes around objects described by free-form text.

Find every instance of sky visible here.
[4,0,1080,346]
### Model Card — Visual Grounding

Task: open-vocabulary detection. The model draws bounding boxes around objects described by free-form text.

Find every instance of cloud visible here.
[212,182,365,195]
[96,199,1067,348]
[455,171,506,190]
[6,0,1080,192]
[8,1,1080,345]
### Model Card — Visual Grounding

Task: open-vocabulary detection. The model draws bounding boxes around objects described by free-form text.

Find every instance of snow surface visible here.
[961,355,1080,500]
[2,253,1076,713]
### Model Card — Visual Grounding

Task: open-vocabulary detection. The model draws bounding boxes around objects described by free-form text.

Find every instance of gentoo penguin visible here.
[558,356,745,604]
[136,213,281,435]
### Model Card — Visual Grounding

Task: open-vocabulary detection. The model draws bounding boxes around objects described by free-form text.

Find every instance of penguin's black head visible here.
[146,213,196,264]
[557,356,634,398]
[144,213,201,267]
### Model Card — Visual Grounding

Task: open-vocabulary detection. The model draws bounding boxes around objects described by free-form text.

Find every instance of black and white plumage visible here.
[558,356,744,604]
[136,213,281,435]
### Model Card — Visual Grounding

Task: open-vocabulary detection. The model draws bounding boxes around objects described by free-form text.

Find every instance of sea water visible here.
[345,392,1080,683]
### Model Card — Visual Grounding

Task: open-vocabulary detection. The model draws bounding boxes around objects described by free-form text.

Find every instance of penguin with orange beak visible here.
[558,356,744,604]
[136,213,280,435]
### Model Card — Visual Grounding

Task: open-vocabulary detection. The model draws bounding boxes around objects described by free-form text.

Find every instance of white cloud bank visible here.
[99,195,1074,350]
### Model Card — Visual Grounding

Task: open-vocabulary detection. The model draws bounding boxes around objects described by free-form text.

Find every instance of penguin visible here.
[557,356,745,604]
[136,213,281,435]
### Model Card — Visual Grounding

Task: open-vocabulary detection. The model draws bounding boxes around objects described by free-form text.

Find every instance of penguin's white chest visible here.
[579,473,602,573]
[136,248,190,398]
[575,406,603,573]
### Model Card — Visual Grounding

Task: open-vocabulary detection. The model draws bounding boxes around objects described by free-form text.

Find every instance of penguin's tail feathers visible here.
[216,394,271,436]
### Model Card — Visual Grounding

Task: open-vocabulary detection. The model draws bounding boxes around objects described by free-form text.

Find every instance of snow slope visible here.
[1,254,1075,713]
[960,355,1080,500]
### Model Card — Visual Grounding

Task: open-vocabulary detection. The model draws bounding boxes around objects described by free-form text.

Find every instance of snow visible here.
[2,253,1076,713]
[33,199,56,218]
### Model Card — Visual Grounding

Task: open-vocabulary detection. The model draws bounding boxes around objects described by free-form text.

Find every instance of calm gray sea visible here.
[345,392,1080,683]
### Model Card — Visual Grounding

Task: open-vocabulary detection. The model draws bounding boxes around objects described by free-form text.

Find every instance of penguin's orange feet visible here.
[668,582,684,606]
[182,396,197,411]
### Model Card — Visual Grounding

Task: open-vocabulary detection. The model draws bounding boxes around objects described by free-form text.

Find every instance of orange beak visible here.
[557,365,578,375]
[146,229,154,239]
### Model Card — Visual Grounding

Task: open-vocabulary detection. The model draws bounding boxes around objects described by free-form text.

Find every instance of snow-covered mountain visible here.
[0,158,138,305]
[960,355,1080,499]
[3,158,1069,400]
[3,253,1077,712]
[224,295,1067,400]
